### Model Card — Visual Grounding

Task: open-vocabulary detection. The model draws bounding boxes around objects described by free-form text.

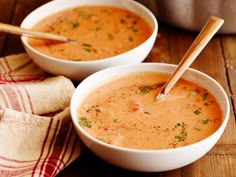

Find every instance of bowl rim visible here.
[70,62,230,153]
[20,0,158,64]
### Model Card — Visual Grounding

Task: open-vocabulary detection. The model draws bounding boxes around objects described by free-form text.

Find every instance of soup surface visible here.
[28,6,152,61]
[77,72,223,150]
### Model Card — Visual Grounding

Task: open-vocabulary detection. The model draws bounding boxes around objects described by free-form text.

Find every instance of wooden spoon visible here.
[156,16,224,101]
[0,23,76,43]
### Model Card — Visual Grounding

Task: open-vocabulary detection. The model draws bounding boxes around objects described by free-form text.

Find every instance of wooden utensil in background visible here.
[0,23,76,43]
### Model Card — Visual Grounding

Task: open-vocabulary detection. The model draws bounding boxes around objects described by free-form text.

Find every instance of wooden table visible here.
[0,1,235,177]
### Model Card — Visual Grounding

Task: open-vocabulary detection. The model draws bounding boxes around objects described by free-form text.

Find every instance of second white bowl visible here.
[21,0,158,80]
[70,63,230,172]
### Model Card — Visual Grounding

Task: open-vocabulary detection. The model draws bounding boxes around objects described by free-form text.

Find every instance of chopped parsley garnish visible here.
[113,119,118,123]
[80,13,92,18]
[135,82,165,95]
[82,43,92,47]
[125,14,131,18]
[83,48,91,52]
[194,109,201,115]
[108,34,114,40]
[81,43,92,52]
[95,26,103,31]
[195,126,202,131]
[144,111,151,115]
[173,122,188,142]
[79,117,92,128]
[202,93,209,100]
[72,22,79,29]
[194,119,212,131]
[129,36,134,42]
[135,86,152,95]
[68,21,79,29]
[200,119,212,124]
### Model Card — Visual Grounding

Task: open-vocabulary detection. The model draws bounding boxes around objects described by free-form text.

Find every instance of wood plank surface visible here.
[0,0,15,55]
[0,1,235,177]
[222,36,236,111]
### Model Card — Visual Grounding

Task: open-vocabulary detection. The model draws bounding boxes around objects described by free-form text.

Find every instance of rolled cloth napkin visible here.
[0,54,82,177]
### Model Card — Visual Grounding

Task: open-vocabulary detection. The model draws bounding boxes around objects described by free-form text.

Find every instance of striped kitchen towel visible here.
[0,53,82,177]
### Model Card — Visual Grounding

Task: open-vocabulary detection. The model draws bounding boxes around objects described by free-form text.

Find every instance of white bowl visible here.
[70,63,230,172]
[20,0,158,81]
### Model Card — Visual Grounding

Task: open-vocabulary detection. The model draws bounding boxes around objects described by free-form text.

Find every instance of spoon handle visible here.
[156,16,224,101]
[0,23,75,43]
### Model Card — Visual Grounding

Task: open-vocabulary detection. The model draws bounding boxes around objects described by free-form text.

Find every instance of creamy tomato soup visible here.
[28,6,152,61]
[77,72,223,150]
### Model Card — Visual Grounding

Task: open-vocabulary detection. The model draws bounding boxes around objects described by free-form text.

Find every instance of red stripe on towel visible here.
[19,85,34,114]
[31,118,54,176]
[2,84,21,111]
[43,121,70,176]
[51,123,74,176]
[2,56,15,83]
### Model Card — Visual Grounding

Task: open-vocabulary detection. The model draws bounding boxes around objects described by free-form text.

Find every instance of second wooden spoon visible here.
[156,16,224,101]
